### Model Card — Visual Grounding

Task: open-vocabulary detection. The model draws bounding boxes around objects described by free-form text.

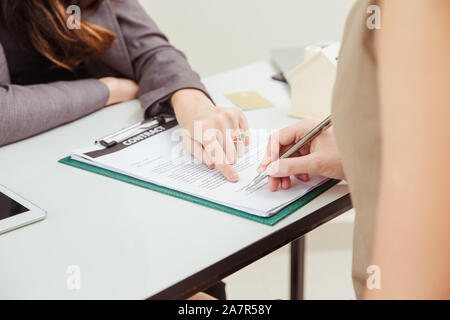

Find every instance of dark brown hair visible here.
[1,0,116,70]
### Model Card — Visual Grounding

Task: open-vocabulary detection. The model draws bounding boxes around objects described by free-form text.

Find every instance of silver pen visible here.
[244,116,332,191]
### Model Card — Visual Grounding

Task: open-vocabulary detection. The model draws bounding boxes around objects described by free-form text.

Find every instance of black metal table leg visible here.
[290,236,305,300]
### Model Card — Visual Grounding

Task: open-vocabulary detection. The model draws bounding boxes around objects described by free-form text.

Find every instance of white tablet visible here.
[0,184,46,235]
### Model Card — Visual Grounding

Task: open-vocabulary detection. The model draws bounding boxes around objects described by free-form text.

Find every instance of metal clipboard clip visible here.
[95,114,175,148]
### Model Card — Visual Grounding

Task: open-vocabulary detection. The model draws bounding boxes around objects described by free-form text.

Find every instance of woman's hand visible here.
[171,89,249,182]
[258,119,345,192]
[99,77,139,106]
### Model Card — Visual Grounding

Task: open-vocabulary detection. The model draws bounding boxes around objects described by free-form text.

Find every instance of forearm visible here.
[136,47,209,117]
[0,79,109,146]
[366,0,450,299]
[171,89,214,121]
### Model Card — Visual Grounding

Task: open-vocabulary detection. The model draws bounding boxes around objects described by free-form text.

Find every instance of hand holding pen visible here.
[254,117,346,192]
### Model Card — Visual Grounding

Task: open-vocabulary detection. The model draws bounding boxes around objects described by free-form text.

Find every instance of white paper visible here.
[71,125,327,217]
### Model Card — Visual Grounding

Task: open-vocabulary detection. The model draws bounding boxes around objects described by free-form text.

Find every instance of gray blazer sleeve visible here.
[0,79,109,147]
[113,0,211,117]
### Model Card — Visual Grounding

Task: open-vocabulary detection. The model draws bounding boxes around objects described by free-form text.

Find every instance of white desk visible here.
[0,60,350,299]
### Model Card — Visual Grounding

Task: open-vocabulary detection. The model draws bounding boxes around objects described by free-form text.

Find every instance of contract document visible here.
[70,121,328,217]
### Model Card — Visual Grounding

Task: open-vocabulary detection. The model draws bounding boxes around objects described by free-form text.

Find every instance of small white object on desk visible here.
[287,42,340,119]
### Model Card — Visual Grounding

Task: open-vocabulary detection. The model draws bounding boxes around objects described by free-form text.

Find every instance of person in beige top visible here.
[259,0,450,299]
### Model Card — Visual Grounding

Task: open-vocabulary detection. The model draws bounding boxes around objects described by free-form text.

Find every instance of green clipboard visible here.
[59,157,339,226]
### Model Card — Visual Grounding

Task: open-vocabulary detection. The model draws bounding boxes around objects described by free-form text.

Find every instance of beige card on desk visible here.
[226,91,274,110]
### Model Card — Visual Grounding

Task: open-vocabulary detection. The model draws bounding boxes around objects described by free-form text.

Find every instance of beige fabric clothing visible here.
[331,0,382,298]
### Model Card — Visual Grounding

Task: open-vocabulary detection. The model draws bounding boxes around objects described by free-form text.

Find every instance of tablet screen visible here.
[0,192,29,221]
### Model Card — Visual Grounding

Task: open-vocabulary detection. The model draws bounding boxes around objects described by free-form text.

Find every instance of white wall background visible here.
[139,0,356,76]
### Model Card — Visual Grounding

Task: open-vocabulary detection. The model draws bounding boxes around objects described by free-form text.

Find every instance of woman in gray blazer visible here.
[0,0,248,184]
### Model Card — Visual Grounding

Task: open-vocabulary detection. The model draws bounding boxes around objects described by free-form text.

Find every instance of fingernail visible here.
[230,172,239,182]
[257,166,264,173]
